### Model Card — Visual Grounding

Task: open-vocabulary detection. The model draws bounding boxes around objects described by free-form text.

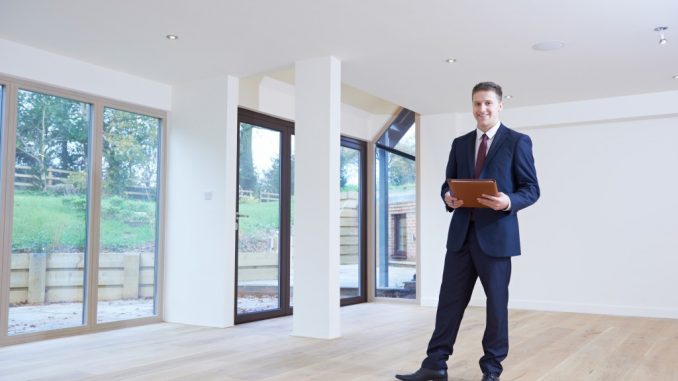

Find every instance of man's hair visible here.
[472,82,503,100]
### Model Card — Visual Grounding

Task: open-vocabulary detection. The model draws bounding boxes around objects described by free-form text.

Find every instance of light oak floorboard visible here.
[0,303,676,381]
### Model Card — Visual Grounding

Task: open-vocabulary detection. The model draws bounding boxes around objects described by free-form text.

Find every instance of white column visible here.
[292,56,341,339]
[164,75,238,327]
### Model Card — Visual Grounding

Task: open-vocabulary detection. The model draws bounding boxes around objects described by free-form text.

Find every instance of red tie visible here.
[474,133,488,179]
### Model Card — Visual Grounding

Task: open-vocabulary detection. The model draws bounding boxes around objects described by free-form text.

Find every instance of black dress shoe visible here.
[481,374,500,381]
[395,367,448,381]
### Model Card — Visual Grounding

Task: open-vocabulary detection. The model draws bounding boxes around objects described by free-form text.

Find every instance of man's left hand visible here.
[477,192,510,211]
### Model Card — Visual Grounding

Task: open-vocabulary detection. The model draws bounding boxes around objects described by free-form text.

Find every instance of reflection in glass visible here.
[237,123,281,314]
[97,107,160,323]
[9,89,91,335]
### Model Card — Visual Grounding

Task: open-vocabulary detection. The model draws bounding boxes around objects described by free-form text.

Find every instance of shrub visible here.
[102,196,126,218]
[62,195,88,212]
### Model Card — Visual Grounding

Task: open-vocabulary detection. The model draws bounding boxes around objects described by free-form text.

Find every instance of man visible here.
[396,82,540,381]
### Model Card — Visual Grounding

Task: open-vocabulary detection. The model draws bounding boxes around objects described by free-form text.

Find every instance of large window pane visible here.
[375,114,417,299]
[97,108,160,323]
[237,123,281,315]
[9,89,91,335]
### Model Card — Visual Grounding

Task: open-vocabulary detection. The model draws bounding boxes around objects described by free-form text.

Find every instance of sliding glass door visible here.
[0,79,165,343]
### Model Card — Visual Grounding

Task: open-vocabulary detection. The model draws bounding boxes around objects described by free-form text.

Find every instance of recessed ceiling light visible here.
[504,95,514,100]
[655,26,668,45]
[445,58,457,63]
[166,34,179,40]
[532,41,565,51]
[673,75,678,80]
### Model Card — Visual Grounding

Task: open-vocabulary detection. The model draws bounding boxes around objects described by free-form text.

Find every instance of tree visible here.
[260,157,280,194]
[102,108,159,197]
[340,148,359,190]
[388,153,416,186]
[15,90,89,191]
[239,124,257,193]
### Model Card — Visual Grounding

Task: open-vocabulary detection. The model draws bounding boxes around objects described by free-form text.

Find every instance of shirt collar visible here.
[476,121,501,140]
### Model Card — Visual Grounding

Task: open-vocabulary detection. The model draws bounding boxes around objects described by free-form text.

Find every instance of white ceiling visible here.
[1,0,677,114]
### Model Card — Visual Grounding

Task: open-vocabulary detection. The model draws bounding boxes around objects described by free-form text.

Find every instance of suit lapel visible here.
[481,124,508,176]
[467,130,477,178]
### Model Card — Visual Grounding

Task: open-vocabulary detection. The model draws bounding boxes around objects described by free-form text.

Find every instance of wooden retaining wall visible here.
[9,252,155,304]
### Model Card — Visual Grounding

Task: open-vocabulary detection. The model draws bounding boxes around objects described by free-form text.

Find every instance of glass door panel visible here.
[340,145,362,299]
[8,89,91,335]
[97,107,160,323]
[237,123,281,315]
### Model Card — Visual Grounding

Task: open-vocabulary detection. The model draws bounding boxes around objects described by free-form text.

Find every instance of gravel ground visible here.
[8,266,417,333]
[8,299,154,336]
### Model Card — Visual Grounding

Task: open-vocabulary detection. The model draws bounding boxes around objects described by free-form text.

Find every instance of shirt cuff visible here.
[503,197,512,211]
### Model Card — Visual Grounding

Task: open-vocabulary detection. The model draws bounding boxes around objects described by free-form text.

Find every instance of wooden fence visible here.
[15,165,72,189]
[14,165,155,199]
[9,252,155,304]
[238,188,280,202]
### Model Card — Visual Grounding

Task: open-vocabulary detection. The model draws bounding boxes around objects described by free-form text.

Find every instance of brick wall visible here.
[388,201,417,262]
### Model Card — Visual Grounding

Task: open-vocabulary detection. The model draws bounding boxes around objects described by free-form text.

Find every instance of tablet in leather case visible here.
[447,179,499,208]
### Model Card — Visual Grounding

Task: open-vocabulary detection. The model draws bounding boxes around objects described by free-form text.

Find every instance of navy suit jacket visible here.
[441,124,540,257]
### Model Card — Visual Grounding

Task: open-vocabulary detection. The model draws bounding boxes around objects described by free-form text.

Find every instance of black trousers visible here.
[422,223,512,376]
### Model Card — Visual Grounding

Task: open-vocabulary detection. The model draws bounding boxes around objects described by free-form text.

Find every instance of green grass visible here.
[238,199,281,240]
[12,191,156,253]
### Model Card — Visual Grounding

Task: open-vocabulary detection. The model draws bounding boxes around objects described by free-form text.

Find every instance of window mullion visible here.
[85,102,104,329]
[0,83,19,342]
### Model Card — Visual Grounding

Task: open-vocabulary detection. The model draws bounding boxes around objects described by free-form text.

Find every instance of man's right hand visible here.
[445,191,463,209]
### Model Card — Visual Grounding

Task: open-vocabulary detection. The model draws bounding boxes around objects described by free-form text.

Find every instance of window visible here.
[393,213,407,260]
[0,77,166,344]
[97,107,161,323]
[375,108,417,299]
[8,89,92,335]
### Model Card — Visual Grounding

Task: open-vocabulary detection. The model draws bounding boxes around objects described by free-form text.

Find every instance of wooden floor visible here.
[0,303,677,381]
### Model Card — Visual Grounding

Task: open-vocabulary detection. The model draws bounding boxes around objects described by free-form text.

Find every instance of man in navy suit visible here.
[396,82,540,381]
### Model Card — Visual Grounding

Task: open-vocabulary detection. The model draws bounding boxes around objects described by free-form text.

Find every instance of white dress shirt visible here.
[474,120,501,163]
[475,121,511,211]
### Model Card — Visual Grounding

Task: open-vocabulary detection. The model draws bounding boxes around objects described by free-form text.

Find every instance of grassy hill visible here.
[11,191,156,253]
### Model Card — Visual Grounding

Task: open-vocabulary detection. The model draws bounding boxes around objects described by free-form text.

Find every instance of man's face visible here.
[472,90,503,131]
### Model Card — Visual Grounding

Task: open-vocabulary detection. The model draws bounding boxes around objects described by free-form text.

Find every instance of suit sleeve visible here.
[441,139,458,212]
[507,134,540,214]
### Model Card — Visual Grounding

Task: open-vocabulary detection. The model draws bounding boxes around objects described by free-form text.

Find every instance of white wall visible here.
[164,75,238,327]
[0,38,171,110]
[419,91,678,318]
[258,77,295,121]
[239,75,390,141]
[418,113,458,306]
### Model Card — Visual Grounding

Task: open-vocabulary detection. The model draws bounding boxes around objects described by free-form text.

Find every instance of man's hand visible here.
[477,192,510,211]
[445,191,464,209]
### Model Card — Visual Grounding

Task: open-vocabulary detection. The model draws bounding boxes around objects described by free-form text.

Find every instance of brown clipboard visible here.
[447,179,498,208]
